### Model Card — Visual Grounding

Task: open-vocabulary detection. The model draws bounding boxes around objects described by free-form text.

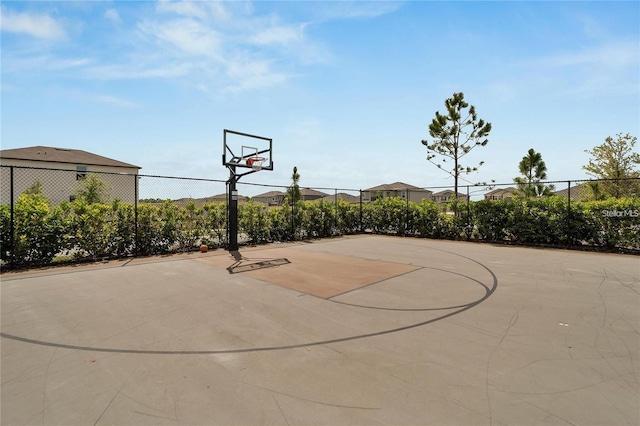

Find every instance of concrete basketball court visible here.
[1,235,638,425]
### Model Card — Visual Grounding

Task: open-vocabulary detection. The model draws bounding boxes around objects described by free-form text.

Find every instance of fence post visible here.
[9,166,14,262]
[359,190,363,233]
[467,185,471,239]
[334,188,338,235]
[405,189,410,236]
[291,192,294,241]
[567,180,571,247]
[134,174,139,255]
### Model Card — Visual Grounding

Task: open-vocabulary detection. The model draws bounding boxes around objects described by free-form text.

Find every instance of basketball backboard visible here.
[223,129,273,171]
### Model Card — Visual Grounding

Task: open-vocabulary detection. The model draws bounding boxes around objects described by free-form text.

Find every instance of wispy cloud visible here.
[104,9,121,25]
[0,1,373,95]
[249,23,306,46]
[515,40,639,97]
[313,1,402,21]
[223,56,291,93]
[84,62,193,80]
[533,41,638,69]
[155,0,211,20]
[131,1,323,92]
[3,54,91,73]
[91,95,140,108]
[138,18,223,57]
[0,7,66,40]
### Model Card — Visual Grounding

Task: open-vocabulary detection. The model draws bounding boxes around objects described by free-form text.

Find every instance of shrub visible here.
[268,206,292,242]
[581,198,640,249]
[11,185,69,265]
[239,200,270,244]
[336,200,360,235]
[202,202,227,247]
[3,189,639,269]
[134,201,183,254]
[0,204,12,262]
[414,200,441,238]
[301,201,335,238]
[366,197,408,234]
[71,200,119,258]
[471,199,511,241]
[175,201,204,251]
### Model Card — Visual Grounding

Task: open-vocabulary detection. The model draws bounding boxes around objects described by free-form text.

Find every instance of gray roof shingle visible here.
[0,146,140,169]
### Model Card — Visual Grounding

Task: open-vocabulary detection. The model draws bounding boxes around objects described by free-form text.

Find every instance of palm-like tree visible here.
[514,149,555,197]
[287,166,301,204]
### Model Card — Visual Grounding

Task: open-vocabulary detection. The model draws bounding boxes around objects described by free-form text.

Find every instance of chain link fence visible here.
[1,165,638,268]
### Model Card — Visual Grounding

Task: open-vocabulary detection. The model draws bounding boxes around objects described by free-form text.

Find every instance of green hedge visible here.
[1,193,638,268]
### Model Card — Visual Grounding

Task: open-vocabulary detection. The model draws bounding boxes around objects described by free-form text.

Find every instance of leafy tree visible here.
[583,133,640,198]
[514,148,555,197]
[584,182,607,201]
[23,180,46,196]
[422,92,492,196]
[75,174,108,204]
[283,166,302,239]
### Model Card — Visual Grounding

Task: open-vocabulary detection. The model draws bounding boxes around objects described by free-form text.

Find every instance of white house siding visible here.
[0,159,139,206]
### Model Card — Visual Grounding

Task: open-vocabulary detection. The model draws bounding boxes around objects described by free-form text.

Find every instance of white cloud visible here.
[84,62,193,80]
[1,1,337,94]
[155,0,209,20]
[314,1,402,21]
[155,0,235,23]
[0,7,66,40]
[104,9,121,25]
[250,23,306,46]
[138,18,222,57]
[2,54,91,73]
[512,40,640,98]
[223,57,291,93]
[91,95,139,108]
[535,41,638,69]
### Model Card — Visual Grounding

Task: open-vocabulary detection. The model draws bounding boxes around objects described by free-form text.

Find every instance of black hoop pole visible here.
[227,166,239,252]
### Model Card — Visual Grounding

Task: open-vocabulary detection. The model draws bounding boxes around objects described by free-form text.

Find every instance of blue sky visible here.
[2,1,639,196]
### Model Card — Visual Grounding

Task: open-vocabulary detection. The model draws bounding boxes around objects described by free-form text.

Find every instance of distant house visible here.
[252,188,329,206]
[300,188,329,201]
[170,193,247,207]
[362,182,433,203]
[431,190,469,204]
[484,187,517,201]
[253,190,286,206]
[553,183,592,201]
[0,146,140,205]
[316,192,361,204]
[205,193,232,204]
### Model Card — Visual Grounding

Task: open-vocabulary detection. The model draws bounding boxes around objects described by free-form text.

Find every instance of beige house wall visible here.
[362,189,432,203]
[0,159,139,206]
[252,192,285,206]
[431,191,469,204]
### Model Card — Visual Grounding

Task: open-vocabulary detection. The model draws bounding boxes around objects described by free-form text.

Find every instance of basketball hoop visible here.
[246,156,266,171]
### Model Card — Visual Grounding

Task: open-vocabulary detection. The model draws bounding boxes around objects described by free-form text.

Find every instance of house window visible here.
[76,165,87,180]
